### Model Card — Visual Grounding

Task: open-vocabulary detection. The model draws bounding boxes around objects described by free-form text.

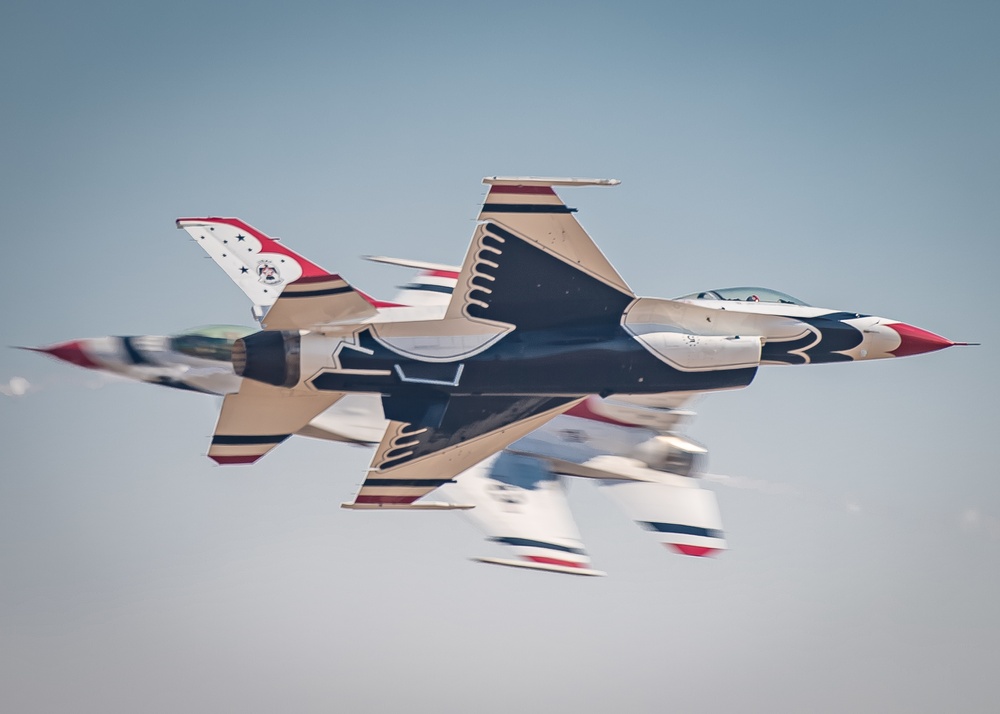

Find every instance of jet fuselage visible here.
[236,321,763,403]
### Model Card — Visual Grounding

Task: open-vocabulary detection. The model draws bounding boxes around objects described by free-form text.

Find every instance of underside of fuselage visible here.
[306,323,761,397]
[228,312,763,401]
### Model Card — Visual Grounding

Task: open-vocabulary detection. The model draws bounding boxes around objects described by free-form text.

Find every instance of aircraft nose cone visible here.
[887,322,955,357]
[30,340,101,369]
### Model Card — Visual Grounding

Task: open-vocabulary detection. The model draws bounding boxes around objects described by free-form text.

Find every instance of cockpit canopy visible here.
[169,325,256,362]
[675,287,809,306]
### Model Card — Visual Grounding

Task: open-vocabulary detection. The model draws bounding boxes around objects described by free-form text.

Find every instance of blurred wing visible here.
[597,479,726,557]
[437,452,604,576]
[365,256,460,309]
[510,394,724,557]
[343,395,585,507]
[297,393,386,446]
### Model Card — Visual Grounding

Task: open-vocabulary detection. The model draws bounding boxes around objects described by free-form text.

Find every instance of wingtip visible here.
[668,543,724,557]
[341,501,475,510]
[473,557,607,577]
[209,454,262,465]
[483,176,621,187]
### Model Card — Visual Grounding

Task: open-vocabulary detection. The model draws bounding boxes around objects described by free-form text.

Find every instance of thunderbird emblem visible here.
[256,260,283,285]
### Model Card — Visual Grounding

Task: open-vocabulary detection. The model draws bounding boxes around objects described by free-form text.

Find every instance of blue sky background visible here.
[2,2,998,712]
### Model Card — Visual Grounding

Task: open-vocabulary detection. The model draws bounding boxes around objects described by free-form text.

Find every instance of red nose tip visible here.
[888,323,955,357]
[32,340,101,369]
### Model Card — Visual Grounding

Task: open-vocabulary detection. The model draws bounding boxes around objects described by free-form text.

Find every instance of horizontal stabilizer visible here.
[340,501,474,510]
[263,273,378,330]
[473,557,606,577]
[209,380,344,464]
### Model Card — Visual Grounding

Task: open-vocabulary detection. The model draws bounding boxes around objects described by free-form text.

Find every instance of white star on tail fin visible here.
[177,217,397,326]
[176,217,330,313]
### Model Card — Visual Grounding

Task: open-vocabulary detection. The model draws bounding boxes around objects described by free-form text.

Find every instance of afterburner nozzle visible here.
[233,330,301,388]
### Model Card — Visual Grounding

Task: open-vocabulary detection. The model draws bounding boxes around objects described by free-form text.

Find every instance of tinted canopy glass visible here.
[675,287,809,305]
[169,325,256,362]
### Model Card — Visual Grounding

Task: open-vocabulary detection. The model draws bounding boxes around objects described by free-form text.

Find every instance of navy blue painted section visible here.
[362,478,455,487]
[381,390,450,428]
[760,315,866,364]
[640,521,724,539]
[458,329,752,395]
[761,332,815,365]
[283,285,353,298]
[311,324,759,397]
[482,203,576,214]
[211,434,289,445]
[492,536,586,555]
[465,222,634,331]
[378,395,577,470]
[119,336,153,366]
[799,316,864,363]
[400,283,454,295]
[820,311,869,321]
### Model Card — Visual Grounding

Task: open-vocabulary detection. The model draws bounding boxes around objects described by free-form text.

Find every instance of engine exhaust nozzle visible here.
[232,330,301,388]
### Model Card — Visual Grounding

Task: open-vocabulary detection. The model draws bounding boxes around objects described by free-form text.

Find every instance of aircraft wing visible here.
[444,177,634,326]
[597,478,726,557]
[261,273,379,330]
[343,394,585,507]
[436,452,605,576]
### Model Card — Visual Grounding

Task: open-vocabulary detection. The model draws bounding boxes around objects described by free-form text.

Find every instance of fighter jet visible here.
[175,178,968,513]
[27,178,968,575]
